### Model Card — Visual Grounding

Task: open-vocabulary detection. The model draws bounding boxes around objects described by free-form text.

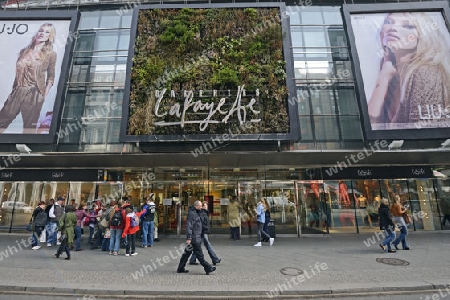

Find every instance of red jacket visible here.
[122,208,146,237]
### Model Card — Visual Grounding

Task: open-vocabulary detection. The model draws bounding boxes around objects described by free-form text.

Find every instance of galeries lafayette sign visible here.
[153,85,261,131]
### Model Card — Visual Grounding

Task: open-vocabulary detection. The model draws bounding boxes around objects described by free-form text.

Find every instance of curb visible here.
[0,284,443,299]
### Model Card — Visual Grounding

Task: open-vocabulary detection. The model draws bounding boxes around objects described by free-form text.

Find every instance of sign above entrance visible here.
[322,166,434,180]
[120,3,299,142]
[0,169,100,181]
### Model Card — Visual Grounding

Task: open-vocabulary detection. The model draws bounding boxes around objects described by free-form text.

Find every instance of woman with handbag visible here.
[31,201,47,250]
[390,195,410,250]
[55,206,76,260]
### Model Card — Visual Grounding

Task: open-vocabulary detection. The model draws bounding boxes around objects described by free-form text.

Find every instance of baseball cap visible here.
[57,197,64,201]
[148,193,155,199]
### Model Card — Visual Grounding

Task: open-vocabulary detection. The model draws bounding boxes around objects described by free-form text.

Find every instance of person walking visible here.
[31,201,47,250]
[47,197,64,247]
[189,201,221,266]
[261,198,271,242]
[228,196,241,240]
[55,205,76,260]
[379,198,396,253]
[177,200,216,275]
[254,198,274,247]
[141,193,156,248]
[390,195,410,250]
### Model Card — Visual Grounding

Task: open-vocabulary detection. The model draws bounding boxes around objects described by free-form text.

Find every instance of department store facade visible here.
[0,0,449,236]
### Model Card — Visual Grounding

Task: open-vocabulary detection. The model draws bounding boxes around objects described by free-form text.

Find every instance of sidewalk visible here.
[0,231,449,299]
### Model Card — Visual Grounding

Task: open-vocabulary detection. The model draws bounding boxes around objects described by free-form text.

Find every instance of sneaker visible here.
[379,244,386,251]
[254,242,262,247]
[113,252,118,256]
[269,238,275,246]
[57,241,61,245]
[32,246,41,250]
[109,251,113,255]
[142,245,147,248]
[131,252,138,256]
[125,253,130,257]
[47,243,52,247]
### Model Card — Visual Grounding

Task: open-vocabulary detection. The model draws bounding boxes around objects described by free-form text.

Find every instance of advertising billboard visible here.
[121,3,298,142]
[342,2,450,139]
[0,11,79,143]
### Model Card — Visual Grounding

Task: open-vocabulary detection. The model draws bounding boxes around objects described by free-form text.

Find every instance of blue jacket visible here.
[257,202,265,223]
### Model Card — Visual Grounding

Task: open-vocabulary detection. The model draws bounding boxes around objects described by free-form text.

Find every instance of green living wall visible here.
[128,7,290,136]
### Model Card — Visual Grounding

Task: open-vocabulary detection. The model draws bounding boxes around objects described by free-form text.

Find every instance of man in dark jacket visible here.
[189,201,221,265]
[177,200,216,275]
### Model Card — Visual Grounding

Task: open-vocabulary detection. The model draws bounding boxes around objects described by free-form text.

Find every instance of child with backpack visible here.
[121,204,147,257]
[109,201,127,256]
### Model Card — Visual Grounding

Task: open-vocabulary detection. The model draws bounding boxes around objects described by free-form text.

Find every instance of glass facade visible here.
[0,2,449,237]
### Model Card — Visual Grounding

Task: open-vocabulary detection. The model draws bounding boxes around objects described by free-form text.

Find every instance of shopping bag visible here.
[40,230,47,243]
[57,231,61,242]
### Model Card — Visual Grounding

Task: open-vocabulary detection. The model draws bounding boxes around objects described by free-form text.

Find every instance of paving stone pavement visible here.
[0,231,449,298]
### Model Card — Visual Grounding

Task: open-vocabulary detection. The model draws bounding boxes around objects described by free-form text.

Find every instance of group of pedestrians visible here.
[29,194,159,260]
[379,196,410,253]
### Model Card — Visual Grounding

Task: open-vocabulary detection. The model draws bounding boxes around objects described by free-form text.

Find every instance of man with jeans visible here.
[47,197,64,247]
[141,193,156,248]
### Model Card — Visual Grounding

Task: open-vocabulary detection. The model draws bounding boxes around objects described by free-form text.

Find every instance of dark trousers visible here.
[442,214,450,226]
[178,242,213,273]
[125,233,136,254]
[230,227,240,240]
[56,236,70,258]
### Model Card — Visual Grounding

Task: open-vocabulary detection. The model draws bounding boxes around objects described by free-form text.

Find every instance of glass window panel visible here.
[63,91,85,119]
[108,120,121,143]
[95,31,119,51]
[303,29,328,48]
[121,12,133,28]
[58,120,82,143]
[99,11,122,28]
[79,12,100,30]
[311,89,335,115]
[118,31,131,49]
[300,11,323,25]
[299,116,313,140]
[314,116,339,140]
[91,65,115,82]
[296,88,310,114]
[290,27,304,47]
[69,64,90,83]
[293,56,306,78]
[114,64,127,87]
[305,61,333,79]
[323,10,343,25]
[340,116,363,140]
[332,61,353,81]
[83,120,108,144]
[336,88,359,115]
[112,90,124,117]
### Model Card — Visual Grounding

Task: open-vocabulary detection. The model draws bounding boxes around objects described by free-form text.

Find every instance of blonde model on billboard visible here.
[368,12,450,126]
[0,23,56,133]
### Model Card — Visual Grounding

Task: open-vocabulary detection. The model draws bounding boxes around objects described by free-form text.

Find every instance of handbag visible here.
[403,212,411,224]
[26,222,34,232]
[40,229,47,243]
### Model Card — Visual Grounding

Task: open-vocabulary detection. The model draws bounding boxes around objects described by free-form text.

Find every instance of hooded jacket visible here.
[122,205,147,237]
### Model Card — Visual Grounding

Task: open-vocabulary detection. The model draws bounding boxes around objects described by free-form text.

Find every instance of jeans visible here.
[56,236,70,258]
[178,242,213,273]
[102,237,109,251]
[74,226,82,250]
[31,226,45,247]
[142,221,154,247]
[125,233,136,254]
[190,234,219,264]
[381,228,396,251]
[257,221,271,242]
[393,225,409,248]
[88,225,95,245]
[263,220,270,239]
[109,228,122,253]
[46,222,58,245]
[93,228,104,249]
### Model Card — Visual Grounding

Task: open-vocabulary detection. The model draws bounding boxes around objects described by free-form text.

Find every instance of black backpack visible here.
[110,209,123,227]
